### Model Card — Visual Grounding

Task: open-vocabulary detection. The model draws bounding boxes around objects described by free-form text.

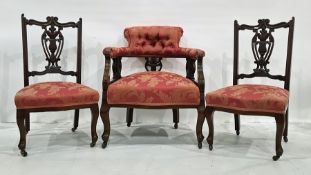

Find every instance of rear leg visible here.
[206,107,215,151]
[72,109,79,132]
[126,108,133,127]
[234,114,240,135]
[173,108,179,129]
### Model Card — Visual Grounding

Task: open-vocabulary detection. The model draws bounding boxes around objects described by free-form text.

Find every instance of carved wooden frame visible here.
[17,14,99,157]
[205,18,295,161]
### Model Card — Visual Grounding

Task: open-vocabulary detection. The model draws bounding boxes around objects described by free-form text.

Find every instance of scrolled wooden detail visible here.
[25,16,79,28]
[236,19,291,81]
[145,57,162,71]
[22,14,81,77]
[197,57,205,105]
[112,57,122,82]
[251,19,274,75]
[102,55,111,91]
[186,58,196,81]
[237,72,285,81]
[41,24,63,72]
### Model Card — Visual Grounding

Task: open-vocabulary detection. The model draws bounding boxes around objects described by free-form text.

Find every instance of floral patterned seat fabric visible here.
[107,71,200,106]
[15,82,99,109]
[205,84,289,114]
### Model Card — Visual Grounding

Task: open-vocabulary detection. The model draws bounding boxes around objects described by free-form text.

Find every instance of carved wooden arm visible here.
[197,57,205,106]
[103,47,205,101]
[102,48,112,92]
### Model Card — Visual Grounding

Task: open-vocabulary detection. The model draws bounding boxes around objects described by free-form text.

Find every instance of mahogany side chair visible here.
[100,26,205,148]
[205,18,294,161]
[14,14,100,157]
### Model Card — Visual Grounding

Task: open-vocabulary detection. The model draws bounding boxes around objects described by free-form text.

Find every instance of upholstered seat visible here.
[206,84,289,114]
[15,82,99,109]
[107,71,200,106]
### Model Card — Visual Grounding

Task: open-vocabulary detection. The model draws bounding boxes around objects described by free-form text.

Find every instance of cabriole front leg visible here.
[17,110,27,157]
[196,106,205,149]
[273,115,285,161]
[25,112,30,133]
[90,104,99,147]
[101,53,111,148]
[100,105,110,149]
[206,107,215,151]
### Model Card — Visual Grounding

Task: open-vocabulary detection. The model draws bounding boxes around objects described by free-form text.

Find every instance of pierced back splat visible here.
[145,57,163,71]
[22,14,81,79]
[41,20,64,71]
[235,18,294,82]
[251,19,274,74]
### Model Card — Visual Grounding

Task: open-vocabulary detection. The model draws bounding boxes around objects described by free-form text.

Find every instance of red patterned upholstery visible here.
[15,82,99,109]
[126,26,183,48]
[103,26,205,59]
[107,71,200,106]
[205,84,289,114]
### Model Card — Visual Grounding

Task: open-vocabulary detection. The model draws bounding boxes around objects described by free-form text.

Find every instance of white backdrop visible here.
[0,0,310,125]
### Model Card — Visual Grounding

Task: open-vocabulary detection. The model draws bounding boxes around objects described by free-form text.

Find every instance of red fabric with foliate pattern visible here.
[107,71,200,106]
[15,82,99,109]
[205,84,289,114]
[103,26,205,59]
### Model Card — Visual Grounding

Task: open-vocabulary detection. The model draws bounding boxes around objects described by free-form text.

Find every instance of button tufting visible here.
[161,41,165,48]
[110,26,205,58]
[144,33,149,40]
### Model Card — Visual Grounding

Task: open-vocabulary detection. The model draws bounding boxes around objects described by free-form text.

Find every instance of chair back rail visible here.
[103,26,204,84]
[21,14,82,87]
[233,18,295,91]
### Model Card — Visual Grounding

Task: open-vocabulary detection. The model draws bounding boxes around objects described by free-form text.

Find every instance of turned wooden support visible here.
[186,58,196,81]
[112,57,122,81]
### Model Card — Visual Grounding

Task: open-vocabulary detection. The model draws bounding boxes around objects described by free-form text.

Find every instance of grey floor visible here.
[0,121,310,175]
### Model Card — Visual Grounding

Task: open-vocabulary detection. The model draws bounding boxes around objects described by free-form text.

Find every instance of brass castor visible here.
[90,142,96,147]
[90,136,98,147]
[283,136,288,142]
[206,137,213,150]
[272,149,283,161]
[127,122,131,127]
[71,127,77,132]
[20,150,27,157]
[102,142,108,149]
[174,123,178,129]
[208,144,213,151]
[197,135,204,149]
[198,142,202,149]
[272,155,281,161]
